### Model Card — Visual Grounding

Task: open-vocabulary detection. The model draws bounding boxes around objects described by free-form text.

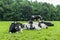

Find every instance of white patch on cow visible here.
[32,24,35,28]
[25,23,35,30]
[34,22,41,30]
[26,24,30,29]
[35,25,41,30]
[15,27,17,29]
[19,26,21,29]
[40,23,47,28]
[19,26,23,33]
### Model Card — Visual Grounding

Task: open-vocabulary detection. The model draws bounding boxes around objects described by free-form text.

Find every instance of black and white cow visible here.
[30,15,42,21]
[25,20,35,30]
[40,21,54,26]
[38,21,48,29]
[9,21,23,33]
[33,22,41,30]
[25,20,41,30]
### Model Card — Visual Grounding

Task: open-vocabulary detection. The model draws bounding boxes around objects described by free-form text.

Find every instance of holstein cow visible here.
[26,20,35,30]
[33,22,41,30]
[41,21,54,26]
[30,15,42,21]
[38,21,48,29]
[25,20,41,30]
[9,21,23,33]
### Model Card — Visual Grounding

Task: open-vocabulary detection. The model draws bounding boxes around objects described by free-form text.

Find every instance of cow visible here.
[38,21,48,29]
[9,21,23,33]
[25,20,41,30]
[33,22,41,30]
[30,15,42,21]
[26,20,35,30]
[41,21,54,26]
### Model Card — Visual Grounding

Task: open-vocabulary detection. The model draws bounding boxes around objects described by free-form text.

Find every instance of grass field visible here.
[0,21,60,40]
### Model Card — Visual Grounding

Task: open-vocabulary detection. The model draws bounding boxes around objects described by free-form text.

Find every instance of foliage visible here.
[0,0,60,21]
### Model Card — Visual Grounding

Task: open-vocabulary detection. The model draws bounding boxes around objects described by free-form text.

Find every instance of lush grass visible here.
[0,21,60,40]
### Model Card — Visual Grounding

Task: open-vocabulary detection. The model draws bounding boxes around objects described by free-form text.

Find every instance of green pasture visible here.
[0,21,60,40]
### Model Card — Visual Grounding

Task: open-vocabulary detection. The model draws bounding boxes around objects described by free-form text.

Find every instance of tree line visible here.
[0,0,60,21]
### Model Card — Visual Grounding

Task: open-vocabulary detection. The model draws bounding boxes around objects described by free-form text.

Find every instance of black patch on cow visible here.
[9,23,21,33]
[41,21,54,26]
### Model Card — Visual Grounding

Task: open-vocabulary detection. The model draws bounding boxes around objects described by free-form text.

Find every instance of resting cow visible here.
[26,20,35,30]
[9,21,23,33]
[40,21,54,26]
[38,22,48,29]
[30,15,42,21]
[34,22,41,30]
[26,21,41,30]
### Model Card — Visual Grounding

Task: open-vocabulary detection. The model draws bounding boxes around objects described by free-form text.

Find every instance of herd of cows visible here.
[9,15,54,33]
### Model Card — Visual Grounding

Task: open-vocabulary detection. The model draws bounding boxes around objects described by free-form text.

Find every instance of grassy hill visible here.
[0,21,60,40]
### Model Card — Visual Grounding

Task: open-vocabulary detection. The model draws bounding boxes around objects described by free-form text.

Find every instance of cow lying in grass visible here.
[38,21,48,29]
[30,15,42,21]
[40,21,54,26]
[9,21,24,33]
[33,22,41,30]
[25,20,48,30]
[25,20,35,30]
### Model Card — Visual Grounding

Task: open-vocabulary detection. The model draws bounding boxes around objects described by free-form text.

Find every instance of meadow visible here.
[0,21,60,40]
